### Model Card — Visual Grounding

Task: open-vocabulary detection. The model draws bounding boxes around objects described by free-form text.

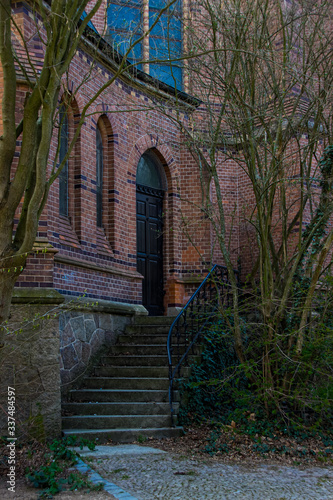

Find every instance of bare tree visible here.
[0,0,179,354]
[160,0,333,415]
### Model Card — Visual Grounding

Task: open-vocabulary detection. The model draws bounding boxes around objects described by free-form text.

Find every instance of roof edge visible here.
[80,22,202,108]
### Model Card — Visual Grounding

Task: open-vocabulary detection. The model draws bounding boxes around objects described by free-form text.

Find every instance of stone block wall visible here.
[0,290,64,442]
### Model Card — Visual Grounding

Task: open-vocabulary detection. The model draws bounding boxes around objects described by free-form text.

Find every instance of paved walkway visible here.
[1,444,333,499]
[76,444,333,499]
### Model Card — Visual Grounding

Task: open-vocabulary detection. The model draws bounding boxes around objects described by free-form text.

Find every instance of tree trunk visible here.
[0,270,21,354]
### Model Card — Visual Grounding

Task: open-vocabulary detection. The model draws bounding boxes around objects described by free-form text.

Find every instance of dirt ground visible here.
[0,479,116,499]
[0,440,116,499]
[137,425,333,467]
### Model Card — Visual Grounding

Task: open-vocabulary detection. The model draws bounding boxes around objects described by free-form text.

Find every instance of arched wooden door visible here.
[136,152,166,316]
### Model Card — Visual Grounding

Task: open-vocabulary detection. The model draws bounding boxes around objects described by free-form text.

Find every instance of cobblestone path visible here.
[1,445,333,499]
[90,450,333,500]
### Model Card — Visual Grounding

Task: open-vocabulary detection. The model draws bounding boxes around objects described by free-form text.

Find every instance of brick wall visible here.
[7,1,327,315]
[9,2,195,313]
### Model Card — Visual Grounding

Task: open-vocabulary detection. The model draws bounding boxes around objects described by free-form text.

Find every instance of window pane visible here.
[150,0,181,14]
[107,4,142,31]
[110,32,142,63]
[150,38,182,59]
[150,63,182,89]
[59,108,68,217]
[149,12,181,40]
[149,1,182,89]
[107,2,143,67]
[106,1,183,89]
[96,127,103,227]
[136,153,164,189]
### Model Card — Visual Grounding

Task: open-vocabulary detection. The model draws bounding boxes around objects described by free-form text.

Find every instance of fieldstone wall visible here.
[59,297,147,396]
[0,289,64,442]
[60,311,105,390]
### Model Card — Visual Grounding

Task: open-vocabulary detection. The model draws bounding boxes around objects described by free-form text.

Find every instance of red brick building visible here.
[1,0,330,440]
[12,0,241,318]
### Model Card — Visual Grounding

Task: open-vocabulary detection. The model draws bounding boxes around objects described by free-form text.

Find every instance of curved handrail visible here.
[167,264,238,424]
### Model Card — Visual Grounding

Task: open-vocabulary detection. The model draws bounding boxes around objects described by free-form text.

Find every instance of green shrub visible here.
[26,436,98,497]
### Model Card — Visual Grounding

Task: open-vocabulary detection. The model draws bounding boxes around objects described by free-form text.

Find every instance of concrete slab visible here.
[71,444,166,458]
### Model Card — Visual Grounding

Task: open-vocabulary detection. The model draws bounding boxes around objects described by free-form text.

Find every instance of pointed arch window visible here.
[96,126,103,227]
[59,108,69,216]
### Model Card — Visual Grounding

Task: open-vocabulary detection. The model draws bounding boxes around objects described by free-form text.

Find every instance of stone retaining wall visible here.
[0,289,147,442]
[0,289,64,441]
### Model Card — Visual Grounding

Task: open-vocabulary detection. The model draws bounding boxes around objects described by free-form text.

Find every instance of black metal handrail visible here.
[167,264,238,424]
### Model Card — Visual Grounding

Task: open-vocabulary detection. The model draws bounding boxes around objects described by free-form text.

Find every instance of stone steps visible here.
[62,427,183,443]
[83,377,169,390]
[94,365,191,378]
[62,315,186,442]
[124,325,172,335]
[68,388,176,403]
[94,365,169,377]
[109,344,193,356]
[132,316,175,325]
[100,355,200,366]
[63,402,179,416]
[63,414,175,429]
[117,334,170,344]
[100,355,169,366]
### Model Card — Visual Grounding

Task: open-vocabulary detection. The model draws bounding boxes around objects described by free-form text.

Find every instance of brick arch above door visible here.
[128,134,180,196]
[129,135,184,315]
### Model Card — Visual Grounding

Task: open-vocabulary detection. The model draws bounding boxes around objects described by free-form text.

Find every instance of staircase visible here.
[62,316,186,443]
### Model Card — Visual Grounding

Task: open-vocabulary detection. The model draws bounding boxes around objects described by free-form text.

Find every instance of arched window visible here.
[96,126,103,227]
[136,151,167,190]
[95,115,114,246]
[59,107,69,216]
